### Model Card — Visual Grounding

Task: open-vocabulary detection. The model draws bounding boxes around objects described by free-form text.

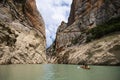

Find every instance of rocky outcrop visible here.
[51,33,120,65]
[68,0,120,26]
[47,0,120,65]
[0,0,46,64]
[49,0,120,54]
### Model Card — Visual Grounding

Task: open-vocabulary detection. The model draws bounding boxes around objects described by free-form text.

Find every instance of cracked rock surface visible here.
[0,0,46,64]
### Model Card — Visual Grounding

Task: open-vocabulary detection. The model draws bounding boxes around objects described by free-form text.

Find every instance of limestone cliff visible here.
[47,0,120,65]
[0,0,46,64]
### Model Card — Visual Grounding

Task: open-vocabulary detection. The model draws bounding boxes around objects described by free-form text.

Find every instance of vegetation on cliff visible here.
[87,17,120,42]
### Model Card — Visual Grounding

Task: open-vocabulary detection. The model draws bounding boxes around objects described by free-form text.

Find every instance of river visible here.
[0,64,120,80]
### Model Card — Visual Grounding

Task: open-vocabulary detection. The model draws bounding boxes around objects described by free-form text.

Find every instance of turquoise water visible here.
[0,64,120,80]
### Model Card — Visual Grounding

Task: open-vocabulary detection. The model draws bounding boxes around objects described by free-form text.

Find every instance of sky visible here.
[36,0,72,48]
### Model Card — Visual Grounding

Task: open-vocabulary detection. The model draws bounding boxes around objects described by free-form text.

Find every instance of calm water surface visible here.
[0,64,120,80]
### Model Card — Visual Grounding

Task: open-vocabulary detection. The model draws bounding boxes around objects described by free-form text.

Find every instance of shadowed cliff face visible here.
[0,0,46,64]
[1,0,45,37]
[68,0,105,26]
[47,0,120,65]
[25,0,45,38]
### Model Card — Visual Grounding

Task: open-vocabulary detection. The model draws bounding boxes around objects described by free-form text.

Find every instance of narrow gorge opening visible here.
[36,0,72,48]
[0,0,120,66]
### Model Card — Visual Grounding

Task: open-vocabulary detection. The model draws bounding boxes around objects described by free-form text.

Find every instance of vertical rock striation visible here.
[0,0,46,64]
[47,0,120,65]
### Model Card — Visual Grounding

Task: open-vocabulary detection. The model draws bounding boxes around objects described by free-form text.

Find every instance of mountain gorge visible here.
[0,0,46,64]
[0,0,120,65]
[47,0,120,65]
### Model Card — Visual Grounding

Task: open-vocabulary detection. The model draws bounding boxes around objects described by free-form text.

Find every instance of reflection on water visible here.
[0,64,120,80]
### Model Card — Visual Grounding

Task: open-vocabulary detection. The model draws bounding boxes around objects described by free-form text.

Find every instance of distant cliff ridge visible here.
[0,0,46,64]
[47,0,120,65]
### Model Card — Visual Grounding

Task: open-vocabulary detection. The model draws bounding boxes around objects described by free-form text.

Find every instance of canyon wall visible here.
[47,0,120,65]
[0,0,46,64]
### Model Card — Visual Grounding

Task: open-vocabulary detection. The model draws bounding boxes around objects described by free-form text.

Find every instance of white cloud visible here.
[36,0,72,47]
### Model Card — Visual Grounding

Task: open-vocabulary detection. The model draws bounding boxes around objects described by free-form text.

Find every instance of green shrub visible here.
[71,37,79,45]
[86,17,120,42]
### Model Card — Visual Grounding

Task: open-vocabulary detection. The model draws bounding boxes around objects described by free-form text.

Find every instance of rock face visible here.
[47,0,120,65]
[68,0,120,26]
[51,33,120,65]
[0,0,46,64]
